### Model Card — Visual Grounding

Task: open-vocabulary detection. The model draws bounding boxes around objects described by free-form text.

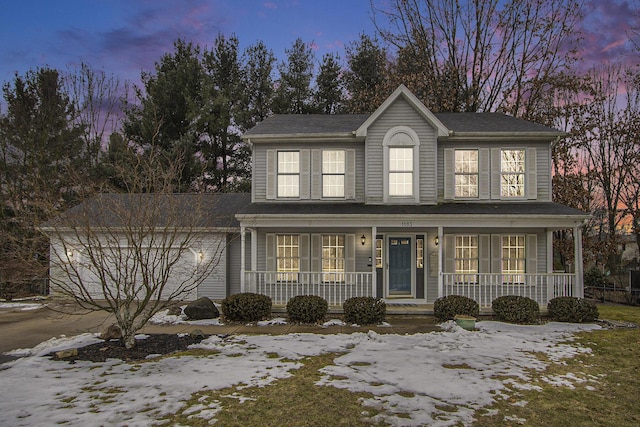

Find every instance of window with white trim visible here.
[322,235,345,282]
[501,149,525,197]
[416,238,424,268]
[455,150,478,198]
[455,235,478,282]
[502,235,525,283]
[277,234,299,281]
[322,150,345,198]
[375,238,383,268]
[389,147,413,196]
[277,151,299,198]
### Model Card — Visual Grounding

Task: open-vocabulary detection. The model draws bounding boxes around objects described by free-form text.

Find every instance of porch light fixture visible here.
[198,252,204,262]
[361,234,366,246]
[434,236,439,246]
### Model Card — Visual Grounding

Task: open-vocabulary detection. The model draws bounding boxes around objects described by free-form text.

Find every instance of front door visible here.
[388,237,412,296]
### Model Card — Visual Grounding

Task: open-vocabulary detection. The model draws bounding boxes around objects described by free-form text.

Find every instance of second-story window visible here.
[501,149,525,197]
[389,147,413,196]
[277,151,299,198]
[455,150,478,198]
[322,150,345,198]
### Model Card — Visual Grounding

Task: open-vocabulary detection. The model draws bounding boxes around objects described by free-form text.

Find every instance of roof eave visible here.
[443,131,565,141]
[242,132,363,143]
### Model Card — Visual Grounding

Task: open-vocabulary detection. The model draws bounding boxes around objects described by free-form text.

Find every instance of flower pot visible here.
[454,315,476,331]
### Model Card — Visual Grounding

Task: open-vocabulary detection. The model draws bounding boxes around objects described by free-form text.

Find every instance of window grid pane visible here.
[501,150,525,197]
[322,150,346,198]
[278,151,300,198]
[455,150,478,198]
[375,238,383,268]
[322,234,345,283]
[502,235,525,283]
[455,235,479,281]
[416,238,424,269]
[277,234,299,282]
[389,147,413,197]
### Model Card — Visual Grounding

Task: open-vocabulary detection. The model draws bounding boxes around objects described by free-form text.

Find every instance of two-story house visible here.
[237,85,588,307]
[44,85,588,309]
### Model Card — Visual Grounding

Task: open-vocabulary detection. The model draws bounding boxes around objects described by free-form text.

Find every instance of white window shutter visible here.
[491,148,501,200]
[479,234,490,273]
[300,234,310,272]
[491,234,502,273]
[444,235,455,273]
[526,234,538,274]
[346,234,356,272]
[479,148,490,199]
[526,147,537,199]
[266,233,275,271]
[300,149,310,199]
[311,149,322,199]
[345,149,356,199]
[266,150,276,200]
[444,148,454,200]
[311,234,322,272]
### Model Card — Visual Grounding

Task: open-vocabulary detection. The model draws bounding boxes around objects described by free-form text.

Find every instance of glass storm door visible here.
[388,237,412,296]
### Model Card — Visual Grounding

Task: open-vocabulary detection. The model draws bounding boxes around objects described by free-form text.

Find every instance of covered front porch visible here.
[243,270,577,308]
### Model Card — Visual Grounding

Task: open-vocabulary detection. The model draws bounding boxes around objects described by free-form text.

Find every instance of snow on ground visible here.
[0,302,45,311]
[0,321,600,427]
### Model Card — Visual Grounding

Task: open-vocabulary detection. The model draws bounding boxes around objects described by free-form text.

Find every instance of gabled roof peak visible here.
[355,85,450,138]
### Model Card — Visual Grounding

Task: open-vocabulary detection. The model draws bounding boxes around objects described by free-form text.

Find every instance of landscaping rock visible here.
[166,305,183,316]
[184,297,219,320]
[189,329,206,340]
[55,348,78,359]
[99,324,122,340]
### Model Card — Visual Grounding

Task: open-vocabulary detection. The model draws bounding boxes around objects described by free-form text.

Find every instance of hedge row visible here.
[434,294,599,325]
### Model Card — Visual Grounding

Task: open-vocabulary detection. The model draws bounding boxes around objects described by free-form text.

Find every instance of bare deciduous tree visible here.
[41,139,235,349]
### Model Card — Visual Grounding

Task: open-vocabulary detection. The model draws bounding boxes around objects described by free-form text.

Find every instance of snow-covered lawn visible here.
[0,320,599,426]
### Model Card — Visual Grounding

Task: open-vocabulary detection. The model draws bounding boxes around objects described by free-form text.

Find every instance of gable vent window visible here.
[322,150,345,198]
[389,147,413,196]
[277,151,300,198]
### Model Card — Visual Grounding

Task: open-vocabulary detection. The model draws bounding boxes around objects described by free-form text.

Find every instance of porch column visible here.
[437,226,443,299]
[371,226,377,297]
[240,226,246,292]
[574,224,584,297]
[546,229,555,302]
[251,228,258,272]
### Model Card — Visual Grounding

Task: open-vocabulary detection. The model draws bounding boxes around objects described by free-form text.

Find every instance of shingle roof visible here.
[243,112,560,138]
[243,114,370,137]
[41,193,251,229]
[238,202,587,217]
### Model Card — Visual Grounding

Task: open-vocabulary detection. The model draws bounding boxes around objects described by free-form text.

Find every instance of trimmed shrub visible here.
[547,297,599,323]
[286,295,328,324]
[433,295,480,322]
[343,297,386,325]
[221,293,272,322]
[492,295,540,324]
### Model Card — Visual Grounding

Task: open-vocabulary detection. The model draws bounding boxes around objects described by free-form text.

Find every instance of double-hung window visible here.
[277,151,300,198]
[455,150,478,198]
[322,235,345,283]
[276,234,299,282]
[500,149,525,197]
[322,150,345,198]
[502,235,525,283]
[389,147,413,196]
[455,235,478,283]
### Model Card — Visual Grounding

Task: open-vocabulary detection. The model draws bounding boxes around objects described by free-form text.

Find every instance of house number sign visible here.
[401,221,413,227]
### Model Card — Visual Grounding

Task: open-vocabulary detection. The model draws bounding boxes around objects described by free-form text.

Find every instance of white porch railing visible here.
[441,273,575,308]
[244,271,374,305]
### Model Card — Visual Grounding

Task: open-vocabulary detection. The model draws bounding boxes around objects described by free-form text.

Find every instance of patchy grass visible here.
[161,352,387,426]
[474,304,640,426]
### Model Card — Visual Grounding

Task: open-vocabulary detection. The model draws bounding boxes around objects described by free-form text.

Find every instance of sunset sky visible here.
[0,0,638,89]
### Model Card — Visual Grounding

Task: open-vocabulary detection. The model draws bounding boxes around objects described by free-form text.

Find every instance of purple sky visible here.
[0,0,638,90]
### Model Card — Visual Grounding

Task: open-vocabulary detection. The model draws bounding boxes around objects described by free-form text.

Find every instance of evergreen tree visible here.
[313,53,344,114]
[273,38,315,114]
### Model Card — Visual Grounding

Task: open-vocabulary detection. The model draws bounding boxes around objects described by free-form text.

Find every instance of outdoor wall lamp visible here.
[361,234,366,246]
[198,252,204,262]
[434,236,439,246]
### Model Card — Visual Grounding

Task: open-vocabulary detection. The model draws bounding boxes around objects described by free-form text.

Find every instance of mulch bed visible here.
[49,334,208,363]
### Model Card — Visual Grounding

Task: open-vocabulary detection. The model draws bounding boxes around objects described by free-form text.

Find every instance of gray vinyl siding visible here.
[226,233,249,297]
[197,234,228,300]
[438,141,551,202]
[252,142,365,203]
[366,98,438,204]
